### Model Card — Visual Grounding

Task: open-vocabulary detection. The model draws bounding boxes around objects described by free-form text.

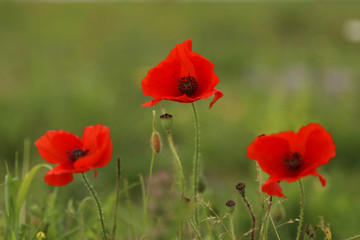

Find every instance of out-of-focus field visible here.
[1,1,359,239]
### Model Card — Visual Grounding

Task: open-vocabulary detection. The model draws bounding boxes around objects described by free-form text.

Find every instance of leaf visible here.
[12,231,17,240]
[15,164,52,219]
[4,174,10,217]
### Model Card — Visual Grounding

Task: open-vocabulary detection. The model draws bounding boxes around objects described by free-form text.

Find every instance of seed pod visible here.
[225,200,236,214]
[160,113,173,132]
[236,182,246,196]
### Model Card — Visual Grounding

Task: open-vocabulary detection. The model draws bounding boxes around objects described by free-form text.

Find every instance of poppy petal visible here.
[74,124,112,169]
[44,164,74,186]
[141,39,222,107]
[142,98,162,107]
[93,136,113,168]
[208,89,223,108]
[142,60,180,97]
[262,178,285,198]
[308,169,327,186]
[302,124,336,169]
[247,136,290,177]
[35,130,82,164]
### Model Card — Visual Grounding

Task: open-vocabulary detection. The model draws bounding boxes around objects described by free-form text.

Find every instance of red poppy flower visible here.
[141,39,223,108]
[247,123,336,198]
[35,124,113,186]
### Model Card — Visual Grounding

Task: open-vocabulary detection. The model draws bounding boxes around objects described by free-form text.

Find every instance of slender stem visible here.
[144,149,155,227]
[166,131,185,198]
[139,174,147,228]
[81,173,108,240]
[260,196,273,240]
[345,235,360,240]
[206,202,234,240]
[178,221,183,240]
[269,214,280,240]
[296,179,305,240]
[191,102,200,199]
[242,195,256,240]
[123,175,136,238]
[111,157,121,240]
[229,213,236,240]
[144,110,157,226]
[166,131,186,239]
[187,218,202,239]
[201,204,213,239]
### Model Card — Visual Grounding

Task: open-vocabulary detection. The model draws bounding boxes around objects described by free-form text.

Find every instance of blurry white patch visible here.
[343,19,360,43]
[281,64,308,92]
[323,68,351,95]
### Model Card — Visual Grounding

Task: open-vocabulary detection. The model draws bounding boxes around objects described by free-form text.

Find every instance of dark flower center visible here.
[283,152,303,171]
[177,74,198,96]
[68,148,89,163]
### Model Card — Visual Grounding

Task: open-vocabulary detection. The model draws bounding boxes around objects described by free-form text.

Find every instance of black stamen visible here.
[283,152,303,171]
[177,74,198,96]
[68,148,89,163]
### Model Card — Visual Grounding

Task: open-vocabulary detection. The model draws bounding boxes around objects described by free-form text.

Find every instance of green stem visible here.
[260,196,272,240]
[230,213,236,240]
[111,157,121,240]
[81,173,108,240]
[269,214,280,240]
[191,102,200,199]
[167,131,185,199]
[144,110,157,226]
[187,218,202,239]
[124,175,136,238]
[296,179,305,240]
[144,149,155,227]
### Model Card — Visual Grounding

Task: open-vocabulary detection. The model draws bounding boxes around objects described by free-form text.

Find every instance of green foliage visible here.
[15,164,51,222]
[3,163,51,240]
[0,1,360,239]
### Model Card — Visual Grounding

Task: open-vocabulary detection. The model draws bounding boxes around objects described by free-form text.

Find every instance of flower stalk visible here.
[166,130,185,199]
[296,179,305,240]
[143,110,159,227]
[236,183,256,240]
[111,156,121,240]
[191,102,200,199]
[81,173,108,240]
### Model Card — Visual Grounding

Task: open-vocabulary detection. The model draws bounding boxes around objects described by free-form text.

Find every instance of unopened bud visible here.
[198,177,206,193]
[226,200,236,214]
[236,182,246,196]
[151,131,162,154]
[272,203,286,222]
[160,113,173,132]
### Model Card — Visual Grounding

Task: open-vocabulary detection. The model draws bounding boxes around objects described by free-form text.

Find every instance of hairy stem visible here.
[296,179,305,240]
[191,102,200,199]
[81,173,108,240]
[260,196,273,240]
[230,213,236,240]
[111,157,121,240]
[167,131,185,199]
[242,195,256,240]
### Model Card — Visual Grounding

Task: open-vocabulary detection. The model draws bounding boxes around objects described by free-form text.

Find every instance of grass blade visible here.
[15,164,52,223]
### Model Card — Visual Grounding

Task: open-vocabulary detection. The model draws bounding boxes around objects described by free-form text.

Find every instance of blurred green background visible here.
[1,1,360,239]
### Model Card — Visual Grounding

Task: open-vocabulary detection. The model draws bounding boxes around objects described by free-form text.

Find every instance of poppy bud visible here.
[271,203,286,222]
[226,200,236,214]
[151,131,162,154]
[160,113,173,132]
[198,177,206,193]
[236,182,246,197]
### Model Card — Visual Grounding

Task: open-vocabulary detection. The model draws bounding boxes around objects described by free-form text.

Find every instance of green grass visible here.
[1,1,360,239]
